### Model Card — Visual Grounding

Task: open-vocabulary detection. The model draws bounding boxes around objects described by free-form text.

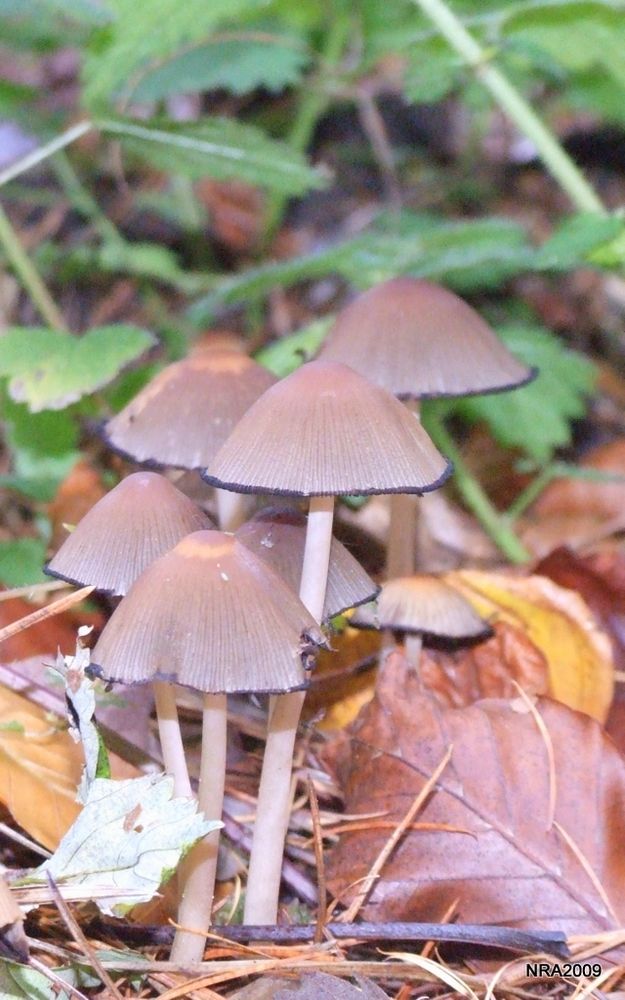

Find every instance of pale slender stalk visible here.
[152,681,192,799]
[0,120,92,187]
[404,633,423,672]
[387,400,421,578]
[413,0,605,214]
[215,487,249,532]
[0,203,65,330]
[171,693,227,965]
[244,495,334,924]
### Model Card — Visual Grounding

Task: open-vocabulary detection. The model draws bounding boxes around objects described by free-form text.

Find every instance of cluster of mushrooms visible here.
[45,277,533,965]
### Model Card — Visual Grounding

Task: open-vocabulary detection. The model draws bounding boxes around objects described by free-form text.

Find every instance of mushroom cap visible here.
[103,349,277,470]
[46,472,211,596]
[236,506,379,620]
[351,574,491,640]
[317,278,535,399]
[91,530,325,694]
[204,361,451,497]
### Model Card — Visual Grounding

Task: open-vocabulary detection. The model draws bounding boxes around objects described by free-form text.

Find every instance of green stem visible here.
[262,5,351,243]
[427,409,530,564]
[413,0,606,215]
[51,152,124,247]
[503,464,556,525]
[0,121,93,188]
[0,203,65,330]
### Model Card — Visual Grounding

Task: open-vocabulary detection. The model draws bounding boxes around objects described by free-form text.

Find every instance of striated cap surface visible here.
[205,361,451,496]
[92,530,325,693]
[104,350,277,470]
[46,472,210,596]
[236,506,378,620]
[318,277,534,399]
[352,574,491,640]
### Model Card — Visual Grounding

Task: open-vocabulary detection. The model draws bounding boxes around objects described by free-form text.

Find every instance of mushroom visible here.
[204,359,450,923]
[352,574,492,671]
[91,529,324,964]
[45,471,211,798]
[103,348,277,530]
[236,506,379,621]
[317,277,536,570]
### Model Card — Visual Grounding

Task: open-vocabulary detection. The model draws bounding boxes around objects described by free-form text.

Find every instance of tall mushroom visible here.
[317,277,535,570]
[103,347,277,530]
[91,529,324,965]
[45,471,211,797]
[204,359,451,923]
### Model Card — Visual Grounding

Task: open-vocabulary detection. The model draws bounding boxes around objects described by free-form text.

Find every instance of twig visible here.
[0,203,66,330]
[0,579,70,603]
[0,586,95,645]
[0,121,93,188]
[46,872,125,1000]
[338,745,453,922]
[307,775,327,943]
[29,955,90,1000]
[0,822,51,859]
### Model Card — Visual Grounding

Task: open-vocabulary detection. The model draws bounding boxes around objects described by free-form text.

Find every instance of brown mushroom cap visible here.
[236,506,379,620]
[317,278,535,399]
[45,471,211,596]
[104,349,277,470]
[204,361,451,496]
[91,530,325,694]
[351,574,491,640]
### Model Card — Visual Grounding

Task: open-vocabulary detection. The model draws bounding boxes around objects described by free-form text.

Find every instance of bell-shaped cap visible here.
[236,506,379,620]
[317,278,534,399]
[104,349,277,470]
[91,530,325,694]
[352,574,491,641]
[204,361,451,497]
[46,472,211,596]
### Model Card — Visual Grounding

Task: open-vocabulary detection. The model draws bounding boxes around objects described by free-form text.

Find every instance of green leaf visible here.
[34,773,218,915]
[450,324,596,461]
[0,397,80,501]
[82,0,268,107]
[131,33,310,101]
[255,319,331,377]
[0,325,155,412]
[99,117,325,195]
[0,538,48,587]
[534,212,624,269]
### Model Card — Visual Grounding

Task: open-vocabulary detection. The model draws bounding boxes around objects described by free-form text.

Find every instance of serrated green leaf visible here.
[0,538,48,587]
[0,396,80,500]
[0,325,155,412]
[534,212,624,269]
[256,318,331,377]
[450,325,596,461]
[131,33,310,101]
[100,117,325,195]
[34,773,217,915]
[82,0,268,107]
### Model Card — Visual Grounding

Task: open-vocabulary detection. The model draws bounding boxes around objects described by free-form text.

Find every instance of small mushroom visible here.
[236,506,379,621]
[92,529,324,965]
[205,359,450,923]
[103,348,277,530]
[45,471,211,799]
[352,574,492,670]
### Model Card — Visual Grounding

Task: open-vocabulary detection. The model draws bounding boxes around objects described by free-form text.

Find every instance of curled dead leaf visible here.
[325,652,625,933]
[446,570,613,722]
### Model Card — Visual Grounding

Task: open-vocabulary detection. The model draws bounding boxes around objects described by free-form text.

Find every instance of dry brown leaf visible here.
[0,593,101,664]
[325,652,625,933]
[304,626,381,731]
[46,460,107,550]
[446,570,613,722]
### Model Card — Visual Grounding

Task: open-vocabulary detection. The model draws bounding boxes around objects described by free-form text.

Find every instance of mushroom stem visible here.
[404,633,423,672]
[171,692,227,965]
[244,495,334,924]
[386,400,421,578]
[215,487,249,533]
[152,681,192,799]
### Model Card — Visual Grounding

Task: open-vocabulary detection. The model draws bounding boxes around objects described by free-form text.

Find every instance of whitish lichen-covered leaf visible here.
[34,774,217,915]
[0,325,155,412]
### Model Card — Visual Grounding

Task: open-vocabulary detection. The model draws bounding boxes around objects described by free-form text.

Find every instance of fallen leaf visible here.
[421,620,548,708]
[304,626,381,731]
[47,461,107,550]
[275,973,390,999]
[446,570,613,722]
[325,652,625,933]
[32,773,216,915]
[0,591,101,665]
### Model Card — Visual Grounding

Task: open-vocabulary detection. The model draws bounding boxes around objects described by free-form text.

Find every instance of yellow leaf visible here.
[446,571,614,723]
[305,626,381,731]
